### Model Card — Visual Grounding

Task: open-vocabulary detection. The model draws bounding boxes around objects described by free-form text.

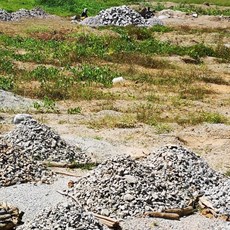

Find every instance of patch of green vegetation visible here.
[69,161,97,170]
[86,114,137,129]
[33,96,59,113]
[179,86,214,100]
[67,107,82,114]
[0,0,139,16]
[177,111,228,126]
[71,65,117,87]
[160,0,230,7]
[200,75,229,85]
[0,75,14,90]
[225,171,230,177]
[0,58,15,75]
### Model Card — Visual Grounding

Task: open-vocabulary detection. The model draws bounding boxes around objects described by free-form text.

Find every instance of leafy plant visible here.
[33,96,58,113]
[67,107,82,114]
[0,75,14,90]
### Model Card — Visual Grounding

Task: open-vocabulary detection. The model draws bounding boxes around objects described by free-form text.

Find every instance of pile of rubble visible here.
[3,118,90,163]
[0,142,53,187]
[79,5,163,27]
[0,90,34,110]
[0,7,47,21]
[66,145,229,218]
[18,202,108,230]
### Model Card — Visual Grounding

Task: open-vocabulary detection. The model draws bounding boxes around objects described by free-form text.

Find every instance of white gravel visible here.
[0,175,74,221]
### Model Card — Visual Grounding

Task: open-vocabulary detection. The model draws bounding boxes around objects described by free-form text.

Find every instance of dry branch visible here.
[144,211,180,220]
[164,206,196,217]
[93,213,120,228]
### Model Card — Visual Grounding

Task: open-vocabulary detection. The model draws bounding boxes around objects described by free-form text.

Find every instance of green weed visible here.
[33,96,59,113]
[0,75,14,90]
[67,107,82,114]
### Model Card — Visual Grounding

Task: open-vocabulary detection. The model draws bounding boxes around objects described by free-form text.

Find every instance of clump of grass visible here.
[71,65,117,87]
[86,114,136,129]
[177,111,228,126]
[179,86,214,100]
[33,96,59,113]
[0,75,14,90]
[225,171,230,177]
[200,75,229,85]
[68,161,97,170]
[0,59,15,75]
[67,107,81,114]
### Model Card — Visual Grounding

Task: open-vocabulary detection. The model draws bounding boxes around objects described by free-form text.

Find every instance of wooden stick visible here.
[144,212,180,220]
[43,161,73,168]
[57,191,120,228]
[164,206,195,217]
[199,197,215,210]
[56,190,82,208]
[93,213,120,228]
[51,169,81,178]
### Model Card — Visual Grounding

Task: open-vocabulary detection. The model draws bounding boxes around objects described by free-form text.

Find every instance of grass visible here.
[86,114,137,129]
[160,0,230,7]
[0,0,138,16]
[0,8,229,129]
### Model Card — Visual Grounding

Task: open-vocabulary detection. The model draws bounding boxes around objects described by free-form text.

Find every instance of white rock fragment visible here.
[13,114,32,124]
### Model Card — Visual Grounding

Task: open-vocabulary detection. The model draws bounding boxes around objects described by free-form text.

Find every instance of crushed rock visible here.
[0,141,54,187]
[66,145,229,219]
[78,5,163,27]
[3,118,90,163]
[0,7,47,21]
[18,201,108,230]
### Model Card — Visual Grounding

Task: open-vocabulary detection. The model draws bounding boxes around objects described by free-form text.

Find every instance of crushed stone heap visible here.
[79,5,163,27]
[18,201,108,230]
[0,7,47,21]
[67,145,229,219]
[3,118,90,163]
[0,142,54,187]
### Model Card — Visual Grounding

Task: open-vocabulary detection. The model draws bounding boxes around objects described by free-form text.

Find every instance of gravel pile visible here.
[3,118,90,163]
[145,145,230,215]
[0,141,53,187]
[67,145,229,219]
[0,90,34,110]
[0,7,47,21]
[18,201,108,230]
[79,5,163,27]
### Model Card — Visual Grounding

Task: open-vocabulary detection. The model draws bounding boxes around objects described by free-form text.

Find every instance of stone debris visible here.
[67,145,229,219]
[0,202,23,230]
[13,114,32,124]
[18,202,108,230]
[78,5,163,27]
[0,7,47,21]
[3,118,90,163]
[0,90,34,110]
[0,142,54,187]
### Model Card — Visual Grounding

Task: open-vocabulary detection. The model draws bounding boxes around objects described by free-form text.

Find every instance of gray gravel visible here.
[0,90,34,110]
[67,145,229,219]
[18,201,108,230]
[0,142,54,187]
[3,118,90,163]
[0,7,47,21]
[78,5,163,27]
[120,215,230,230]
[0,176,73,222]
